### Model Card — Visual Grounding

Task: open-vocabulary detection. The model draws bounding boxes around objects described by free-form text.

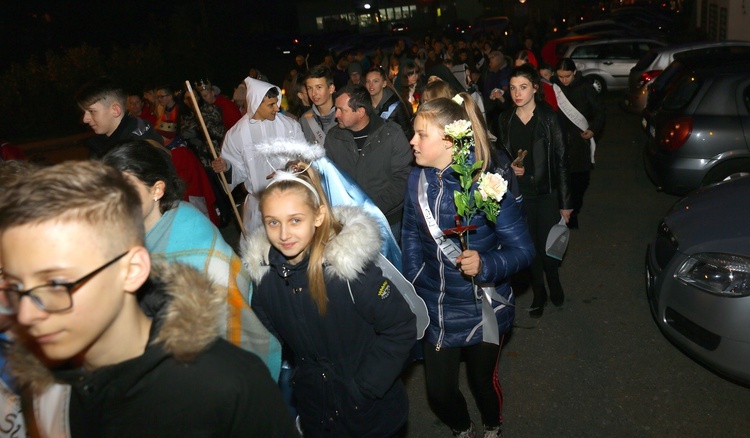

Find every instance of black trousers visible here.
[569,170,591,215]
[423,340,504,431]
[523,192,562,297]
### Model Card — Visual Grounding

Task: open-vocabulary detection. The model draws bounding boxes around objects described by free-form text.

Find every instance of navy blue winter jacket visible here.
[402,162,535,349]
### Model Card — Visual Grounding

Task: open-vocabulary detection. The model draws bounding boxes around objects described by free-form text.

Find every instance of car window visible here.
[743,85,750,114]
[675,46,750,62]
[662,75,702,111]
[571,44,602,59]
[636,43,658,58]
[604,43,635,60]
[634,50,659,70]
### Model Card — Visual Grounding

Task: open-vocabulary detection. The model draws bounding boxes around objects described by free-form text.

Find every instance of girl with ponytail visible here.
[403,93,535,437]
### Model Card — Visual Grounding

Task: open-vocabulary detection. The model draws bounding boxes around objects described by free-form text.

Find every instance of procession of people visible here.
[0,24,605,438]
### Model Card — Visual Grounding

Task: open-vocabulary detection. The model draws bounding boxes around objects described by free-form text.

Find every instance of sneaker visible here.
[452,422,476,438]
[483,425,503,438]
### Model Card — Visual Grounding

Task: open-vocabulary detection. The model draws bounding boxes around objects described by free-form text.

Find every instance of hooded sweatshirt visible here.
[220,77,305,233]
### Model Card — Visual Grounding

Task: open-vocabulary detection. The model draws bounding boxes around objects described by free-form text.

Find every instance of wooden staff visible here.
[185,81,246,237]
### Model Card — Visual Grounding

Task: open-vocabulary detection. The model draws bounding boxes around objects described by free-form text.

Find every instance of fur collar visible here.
[242,206,381,283]
[8,261,223,392]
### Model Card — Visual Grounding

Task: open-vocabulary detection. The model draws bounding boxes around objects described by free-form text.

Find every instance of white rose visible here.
[478,172,508,202]
[444,119,473,139]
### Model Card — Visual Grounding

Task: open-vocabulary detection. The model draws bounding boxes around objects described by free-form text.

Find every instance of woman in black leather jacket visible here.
[497,64,573,318]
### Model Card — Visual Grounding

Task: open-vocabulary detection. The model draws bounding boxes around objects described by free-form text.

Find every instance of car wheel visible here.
[589,75,606,94]
[703,159,750,186]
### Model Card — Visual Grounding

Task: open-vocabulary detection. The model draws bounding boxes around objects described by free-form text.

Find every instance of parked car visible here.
[563,37,666,93]
[472,16,510,35]
[646,175,750,384]
[642,58,750,195]
[541,33,614,68]
[622,41,750,113]
[391,22,408,33]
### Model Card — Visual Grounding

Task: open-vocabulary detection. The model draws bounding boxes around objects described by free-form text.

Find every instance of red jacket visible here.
[213,95,242,131]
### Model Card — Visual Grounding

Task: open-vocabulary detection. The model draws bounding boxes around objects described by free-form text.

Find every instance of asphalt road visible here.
[219,93,750,436]
[398,93,750,437]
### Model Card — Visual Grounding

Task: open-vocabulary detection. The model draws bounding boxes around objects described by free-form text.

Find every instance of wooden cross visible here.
[443,215,477,251]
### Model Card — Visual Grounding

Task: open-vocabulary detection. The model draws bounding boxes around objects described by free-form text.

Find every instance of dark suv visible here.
[642,56,750,195]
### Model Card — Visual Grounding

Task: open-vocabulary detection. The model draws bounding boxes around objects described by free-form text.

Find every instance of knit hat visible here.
[347,62,363,76]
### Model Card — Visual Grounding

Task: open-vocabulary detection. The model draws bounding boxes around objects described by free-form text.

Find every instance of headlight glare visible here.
[675,253,750,296]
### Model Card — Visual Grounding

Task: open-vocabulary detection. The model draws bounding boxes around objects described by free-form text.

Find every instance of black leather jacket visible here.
[497,102,572,210]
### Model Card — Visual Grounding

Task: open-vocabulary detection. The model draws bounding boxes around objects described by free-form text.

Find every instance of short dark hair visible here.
[306,64,334,87]
[265,87,280,100]
[335,85,372,117]
[75,77,127,109]
[101,140,185,214]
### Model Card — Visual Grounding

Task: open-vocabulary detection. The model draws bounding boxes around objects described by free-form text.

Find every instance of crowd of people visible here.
[0,26,605,437]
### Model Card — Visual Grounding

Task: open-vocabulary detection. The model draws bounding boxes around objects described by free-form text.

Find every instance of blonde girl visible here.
[244,160,416,437]
[403,93,535,437]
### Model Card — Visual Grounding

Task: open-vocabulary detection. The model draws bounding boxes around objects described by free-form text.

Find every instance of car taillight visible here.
[659,117,692,151]
[637,70,662,89]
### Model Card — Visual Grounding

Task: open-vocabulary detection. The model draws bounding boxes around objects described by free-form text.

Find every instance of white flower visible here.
[445,119,473,139]
[478,172,508,202]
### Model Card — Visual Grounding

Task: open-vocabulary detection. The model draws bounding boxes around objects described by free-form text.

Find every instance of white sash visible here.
[380,101,400,120]
[303,112,326,145]
[553,83,596,164]
[416,170,512,345]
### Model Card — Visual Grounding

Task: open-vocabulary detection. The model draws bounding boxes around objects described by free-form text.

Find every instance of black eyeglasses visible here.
[0,251,129,314]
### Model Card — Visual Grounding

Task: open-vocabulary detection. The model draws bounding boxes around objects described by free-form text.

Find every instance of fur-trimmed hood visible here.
[242,206,382,283]
[8,261,223,392]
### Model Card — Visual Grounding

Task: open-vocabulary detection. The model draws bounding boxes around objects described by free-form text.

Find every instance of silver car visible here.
[646,175,750,384]
[563,37,666,93]
[622,41,750,113]
[642,58,750,195]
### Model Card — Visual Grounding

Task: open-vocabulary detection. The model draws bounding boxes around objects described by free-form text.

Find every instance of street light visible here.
[364,3,371,9]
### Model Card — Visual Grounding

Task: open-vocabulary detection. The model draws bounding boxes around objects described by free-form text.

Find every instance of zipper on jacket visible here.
[433,170,447,352]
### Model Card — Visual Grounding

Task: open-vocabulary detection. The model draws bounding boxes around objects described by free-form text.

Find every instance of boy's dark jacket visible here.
[9,262,296,437]
[243,206,416,437]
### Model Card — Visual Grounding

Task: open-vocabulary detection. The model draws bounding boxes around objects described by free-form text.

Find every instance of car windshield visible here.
[661,74,702,111]
[634,50,658,70]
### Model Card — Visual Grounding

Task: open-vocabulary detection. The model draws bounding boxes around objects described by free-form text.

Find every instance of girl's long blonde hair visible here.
[259,161,342,315]
[416,92,492,177]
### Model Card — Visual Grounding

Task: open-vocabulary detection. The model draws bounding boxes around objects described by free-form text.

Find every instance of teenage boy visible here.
[300,64,337,145]
[76,77,162,158]
[0,161,296,437]
[212,77,305,233]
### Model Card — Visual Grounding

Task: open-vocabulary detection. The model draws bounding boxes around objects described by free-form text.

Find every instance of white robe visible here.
[221,77,305,233]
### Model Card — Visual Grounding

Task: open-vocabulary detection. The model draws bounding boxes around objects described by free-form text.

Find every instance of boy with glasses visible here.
[0,161,296,437]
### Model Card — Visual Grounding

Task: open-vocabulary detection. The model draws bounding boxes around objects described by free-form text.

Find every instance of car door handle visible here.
[603,61,614,65]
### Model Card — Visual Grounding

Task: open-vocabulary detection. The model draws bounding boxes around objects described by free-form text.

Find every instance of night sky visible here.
[0,0,298,72]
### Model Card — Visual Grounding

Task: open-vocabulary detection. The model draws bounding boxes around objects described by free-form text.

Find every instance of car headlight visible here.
[675,253,750,296]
